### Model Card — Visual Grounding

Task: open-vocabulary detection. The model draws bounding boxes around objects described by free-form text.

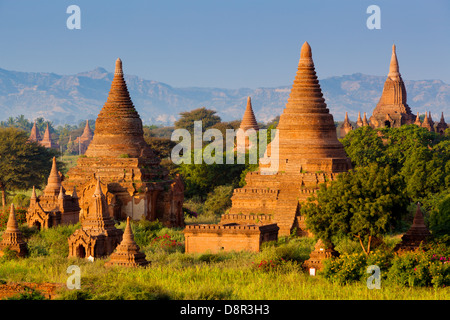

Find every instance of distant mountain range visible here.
[0,67,449,126]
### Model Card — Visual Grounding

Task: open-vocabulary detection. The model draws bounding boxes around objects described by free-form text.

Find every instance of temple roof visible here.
[264,41,352,173]
[240,97,259,131]
[84,58,157,159]
[43,157,64,196]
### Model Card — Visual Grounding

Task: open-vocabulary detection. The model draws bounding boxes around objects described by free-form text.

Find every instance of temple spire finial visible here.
[388,44,400,80]
[115,58,123,75]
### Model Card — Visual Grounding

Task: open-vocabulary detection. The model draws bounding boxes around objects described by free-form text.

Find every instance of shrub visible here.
[321,252,367,284]
[202,185,234,216]
[12,194,30,207]
[387,250,450,288]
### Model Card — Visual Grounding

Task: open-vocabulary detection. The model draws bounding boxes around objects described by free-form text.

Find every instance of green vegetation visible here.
[0,127,60,207]
[0,221,448,300]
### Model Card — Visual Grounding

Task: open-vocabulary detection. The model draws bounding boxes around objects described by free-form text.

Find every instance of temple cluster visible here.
[340,45,448,137]
[1,42,436,270]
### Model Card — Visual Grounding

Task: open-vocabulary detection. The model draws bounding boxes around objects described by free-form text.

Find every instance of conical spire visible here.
[6,204,19,232]
[395,202,431,252]
[362,112,369,126]
[84,58,157,159]
[29,121,41,142]
[31,186,37,200]
[265,41,351,173]
[422,111,434,132]
[388,44,401,81]
[122,216,135,245]
[436,112,448,134]
[81,120,93,139]
[43,157,64,196]
[356,111,363,127]
[93,177,103,196]
[0,204,27,257]
[72,186,78,199]
[42,123,51,141]
[58,185,65,200]
[240,97,259,131]
[115,58,123,75]
[414,112,422,126]
[105,216,149,267]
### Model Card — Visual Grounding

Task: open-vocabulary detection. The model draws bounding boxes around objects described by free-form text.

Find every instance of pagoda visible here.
[27,157,80,229]
[63,58,184,227]
[105,216,149,267]
[421,112,434,132]
[395,203,431,253]
[369,45,415,128]
[436,112,448,135]
[39,123,58,149]
[340,112,353,138]
[302,239,339,274]
[222,42,352,236]
[0,204,28,258]
[28,121,41,142]
[236,96,259,151]
[74,120,94,154]
[68,178,123,259]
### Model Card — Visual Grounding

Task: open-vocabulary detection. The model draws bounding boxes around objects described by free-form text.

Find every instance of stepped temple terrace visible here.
[185,41,353,252]
[224,41,352,237]
[340,44,448,137]
[62,58,184,227]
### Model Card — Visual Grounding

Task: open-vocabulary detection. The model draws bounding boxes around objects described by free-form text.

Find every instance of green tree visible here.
[179,150,245,200]
[301,164,409,255]
[340,126,387,167]
[174,107,221,135]
[0,127,59,208]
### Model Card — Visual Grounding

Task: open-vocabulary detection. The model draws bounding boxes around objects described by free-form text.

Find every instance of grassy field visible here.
[0,220,448,300]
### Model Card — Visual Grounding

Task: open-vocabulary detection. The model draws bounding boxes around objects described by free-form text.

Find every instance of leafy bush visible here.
[429,195,450,237]
[321,252,367,284]
[12,194,30,207]
[203,185,234,216]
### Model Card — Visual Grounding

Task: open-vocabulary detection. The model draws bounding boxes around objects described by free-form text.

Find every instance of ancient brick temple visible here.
[105,217,149,267]
[302,239,339,274]
[395,203,431,253]
[436,112,449,135]
[235,96,259,151]
[369,45,415,128]
[40,123,58,149]
[74,120,94,154]
[184,223,279,254]
[27,157,80,229]
[63,58,184,227]
[68,178,123,259]
[0,204,28,258]
[339,112,353,138]
[28,121,41,142]
[223,42,352,236]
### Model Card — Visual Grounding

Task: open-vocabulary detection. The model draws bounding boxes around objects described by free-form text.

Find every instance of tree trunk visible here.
[0,185,6,211]
[356,234,373,255]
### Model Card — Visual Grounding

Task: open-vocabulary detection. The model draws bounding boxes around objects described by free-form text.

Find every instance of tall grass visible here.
[0,221,448,300]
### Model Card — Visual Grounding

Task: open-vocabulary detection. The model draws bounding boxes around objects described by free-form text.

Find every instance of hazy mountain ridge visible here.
[0,67,449,126]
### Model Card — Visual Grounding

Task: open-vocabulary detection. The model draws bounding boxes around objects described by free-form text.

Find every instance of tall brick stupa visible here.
[63,58,184,227]
[222,42,352,236]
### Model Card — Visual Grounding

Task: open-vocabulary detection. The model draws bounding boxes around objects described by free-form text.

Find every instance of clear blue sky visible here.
[0,0,449,88]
